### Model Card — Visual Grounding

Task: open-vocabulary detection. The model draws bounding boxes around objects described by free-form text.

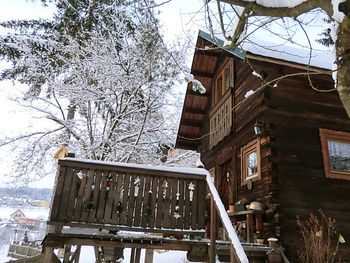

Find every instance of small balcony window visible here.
[320,129,350,180]
[241,139,261,185]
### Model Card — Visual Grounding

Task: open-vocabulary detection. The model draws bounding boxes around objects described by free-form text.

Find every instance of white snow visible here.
[61,158,209,177]
[242,38,334,70]
[243,0,308,8]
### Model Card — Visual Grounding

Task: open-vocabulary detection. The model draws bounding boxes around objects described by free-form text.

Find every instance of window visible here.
[320,129,350,180]
[241,139,261,185]
[212,60,233,105]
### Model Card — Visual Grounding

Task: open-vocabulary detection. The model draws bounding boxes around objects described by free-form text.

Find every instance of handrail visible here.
[206,172,248,263]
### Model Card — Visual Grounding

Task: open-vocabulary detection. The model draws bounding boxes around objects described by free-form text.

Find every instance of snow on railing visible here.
[206,172,249,263]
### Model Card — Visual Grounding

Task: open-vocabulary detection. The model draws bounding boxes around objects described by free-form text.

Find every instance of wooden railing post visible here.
[209,197,217,263]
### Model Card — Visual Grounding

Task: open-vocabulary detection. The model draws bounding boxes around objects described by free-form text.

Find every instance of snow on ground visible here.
[79,246,189,263]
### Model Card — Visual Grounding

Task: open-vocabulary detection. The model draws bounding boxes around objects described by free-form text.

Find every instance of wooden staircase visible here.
[41,158,270,263]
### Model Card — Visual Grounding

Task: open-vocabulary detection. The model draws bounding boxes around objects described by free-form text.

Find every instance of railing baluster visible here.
[140,175,152,227]
[133,174,145,227]
[73,169,88,221]
[58,167,74,222]
[50,165,67,221]
[80,169,95,222]
[104,172,116,224]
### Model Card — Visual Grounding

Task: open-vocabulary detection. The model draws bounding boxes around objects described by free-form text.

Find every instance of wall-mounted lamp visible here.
[254,120,264,136]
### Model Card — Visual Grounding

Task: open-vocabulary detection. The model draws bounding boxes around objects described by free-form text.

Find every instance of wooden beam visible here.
[183,106,206,115]
[191,70,214,78]
[196,49,220,57]
[181,119,203,127]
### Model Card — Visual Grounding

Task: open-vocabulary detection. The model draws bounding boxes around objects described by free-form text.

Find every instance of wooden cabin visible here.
[176,30,350,261]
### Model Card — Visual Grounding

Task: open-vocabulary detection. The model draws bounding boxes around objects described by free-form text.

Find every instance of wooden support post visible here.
[145,249,154,263]
[63,244,71,263]
[135,248,141,263]
[94,246,100,262]
[130,248,136,263]
[43,246,54,263]
[72,245,81,263]
[209,197,217,263]
[247,213,254,243]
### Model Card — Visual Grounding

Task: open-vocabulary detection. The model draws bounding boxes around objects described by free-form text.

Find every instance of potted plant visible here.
[267,244,284,263]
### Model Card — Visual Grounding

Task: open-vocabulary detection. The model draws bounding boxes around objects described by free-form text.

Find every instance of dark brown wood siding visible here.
[265,71,350,261]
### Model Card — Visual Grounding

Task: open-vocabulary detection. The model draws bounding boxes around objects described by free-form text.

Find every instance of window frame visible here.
[320,128,350,180]
[241,139,261,185]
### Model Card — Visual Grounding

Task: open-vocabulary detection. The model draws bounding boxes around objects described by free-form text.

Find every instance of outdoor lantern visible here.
[254,120,264,136]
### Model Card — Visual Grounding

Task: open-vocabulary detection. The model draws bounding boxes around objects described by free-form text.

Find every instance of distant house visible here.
[16,217,46,230]
[10,209,25,220]
[176,30,350,261]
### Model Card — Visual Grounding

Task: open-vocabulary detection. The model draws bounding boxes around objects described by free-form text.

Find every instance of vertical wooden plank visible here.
[133,175,145,227]
[118,174,131,225]
[63,245,71,263]
[197,180,207,230]
[175,179,185,230]
[50,165,67,221]
[140,176,152,227]
[81,169,96,222]
[73,169,88,221]
[126,174,137,226]
[87,170,102,223]
[209,197,217,263]
[111,173,124,224]
[155,177,166,228]
[169,178,178,229]
[103,173,116,224]
[247,212,254,243]
[184,180,191,229]
[145,249,154,263]
[135,248,141,263]
[191,180,199,230]
[65,169,79,221]
[58,167,74,222]
[162,177,173,229]
[43,246,53,263]
[148,176,158,228]
[96,172,107,223]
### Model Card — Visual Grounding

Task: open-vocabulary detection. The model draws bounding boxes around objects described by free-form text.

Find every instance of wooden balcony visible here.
[48,158,207,236]
[209,91,233,149]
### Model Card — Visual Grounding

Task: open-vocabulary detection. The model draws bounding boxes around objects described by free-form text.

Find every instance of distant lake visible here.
[0,206,49,220]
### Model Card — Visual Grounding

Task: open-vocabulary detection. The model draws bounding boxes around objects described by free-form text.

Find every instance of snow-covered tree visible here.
[0,0,187,184]
[204,0,350,118]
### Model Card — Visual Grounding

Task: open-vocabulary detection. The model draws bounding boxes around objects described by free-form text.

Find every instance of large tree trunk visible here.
[336,16,350,118]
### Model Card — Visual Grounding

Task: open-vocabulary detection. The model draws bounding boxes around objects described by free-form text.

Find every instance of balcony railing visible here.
[48,158,207,235]
[209,91,232,149]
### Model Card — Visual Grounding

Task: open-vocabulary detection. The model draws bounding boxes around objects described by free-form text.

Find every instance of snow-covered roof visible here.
[199,30,334,70]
